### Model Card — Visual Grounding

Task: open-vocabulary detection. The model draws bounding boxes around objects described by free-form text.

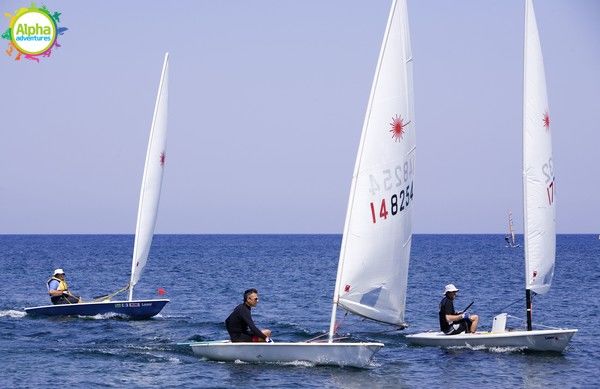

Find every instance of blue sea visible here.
[1,235,598,388]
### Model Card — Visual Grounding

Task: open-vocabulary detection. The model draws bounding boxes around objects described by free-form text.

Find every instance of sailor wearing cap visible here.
[47,269,81,305]
[439,284,479,335]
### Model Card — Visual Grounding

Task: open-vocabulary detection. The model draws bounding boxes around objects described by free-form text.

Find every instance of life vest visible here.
[47,276,69,292]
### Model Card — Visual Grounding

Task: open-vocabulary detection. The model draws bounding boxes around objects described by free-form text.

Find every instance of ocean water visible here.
[1,234,598,388]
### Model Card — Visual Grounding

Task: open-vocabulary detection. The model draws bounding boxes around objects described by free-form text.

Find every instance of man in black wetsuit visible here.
[225,288,272,342]
[439,283,479,335]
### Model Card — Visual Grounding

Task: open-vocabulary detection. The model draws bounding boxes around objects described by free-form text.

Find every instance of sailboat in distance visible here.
[184,0,414,367]
[25,53,171,319]
[407,0,576,351]
[505,210,520,247]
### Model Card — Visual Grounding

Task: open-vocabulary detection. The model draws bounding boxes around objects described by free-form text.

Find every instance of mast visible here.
[522,0,532,330]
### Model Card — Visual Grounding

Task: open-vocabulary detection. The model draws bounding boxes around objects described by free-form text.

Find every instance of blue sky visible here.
[1,0,598,234]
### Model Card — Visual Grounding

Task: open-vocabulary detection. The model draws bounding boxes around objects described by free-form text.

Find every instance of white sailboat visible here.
[25,53,171,319]
[407,0,576,351]
[186,0,415,367]
[505,210,520,247]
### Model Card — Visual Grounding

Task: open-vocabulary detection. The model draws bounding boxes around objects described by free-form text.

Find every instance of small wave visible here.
[229,358,339,368]
[464,344,488,351]
[186,334,206,342]
[272,360,316,368]
[0,309,27,318]
[232,359,316,367]
[446,343,526,353]
[79,312,127,320]
[140,351,179,363]
[488,346,526,353]
[76,346,182,364]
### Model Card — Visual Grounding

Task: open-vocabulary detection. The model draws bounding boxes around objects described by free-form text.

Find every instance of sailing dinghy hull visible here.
[186,341,383,368]
[24,299,169,319]
[406,328,577,352]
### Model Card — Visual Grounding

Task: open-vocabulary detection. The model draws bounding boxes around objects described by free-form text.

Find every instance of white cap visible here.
[443,283,459,295]
[53,268,65,275]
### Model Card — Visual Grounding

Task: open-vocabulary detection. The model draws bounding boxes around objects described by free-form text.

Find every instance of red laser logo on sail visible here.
[390,115,410,141]
[160,152,166,166]
[543,111,550,131]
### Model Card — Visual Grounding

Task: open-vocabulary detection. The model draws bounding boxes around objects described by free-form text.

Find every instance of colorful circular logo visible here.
[10,9,56,55]
[2,4,67,62]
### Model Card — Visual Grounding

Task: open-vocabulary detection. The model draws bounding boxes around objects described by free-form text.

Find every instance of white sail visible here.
[523,0,554,295]
[332,0,415,327]
[508,210,517,246]
[129,53,169,300]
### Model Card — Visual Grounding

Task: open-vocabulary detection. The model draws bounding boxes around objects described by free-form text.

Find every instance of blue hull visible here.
[24,299,169,319]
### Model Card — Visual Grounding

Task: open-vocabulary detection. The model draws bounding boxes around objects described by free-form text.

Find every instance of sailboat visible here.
[406,0,576,351]
[25,53,171,319]
[184,0,415,367]
[505,210,520,247]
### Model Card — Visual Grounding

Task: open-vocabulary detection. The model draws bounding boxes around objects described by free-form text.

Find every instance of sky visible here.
[1,0,598,234]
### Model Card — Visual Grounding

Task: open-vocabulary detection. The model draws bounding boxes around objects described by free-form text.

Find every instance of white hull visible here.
[406,329,577,352]
[186,340,384,368]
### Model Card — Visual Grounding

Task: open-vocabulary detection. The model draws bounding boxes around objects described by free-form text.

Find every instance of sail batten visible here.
[329,0,414,332]
[128,53,169,300]
[523,0,554,296]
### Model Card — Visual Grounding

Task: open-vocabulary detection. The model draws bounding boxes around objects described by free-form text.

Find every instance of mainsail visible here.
[523,0,555,296]
[128,53,169,300]
[330,0,415,329]
[508,210,517,246]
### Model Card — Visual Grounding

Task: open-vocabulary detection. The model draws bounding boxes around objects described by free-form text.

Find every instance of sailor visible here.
[225,288,272,342]
[47,269,81,304]
[439,283,479,335]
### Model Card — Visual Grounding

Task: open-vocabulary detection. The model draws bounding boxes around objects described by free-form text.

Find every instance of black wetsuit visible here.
[225,303,266,342]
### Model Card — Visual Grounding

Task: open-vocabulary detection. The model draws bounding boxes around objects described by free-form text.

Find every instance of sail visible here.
[508,211,516,245]
[523,0,554,295]
[129,53,169,299]
[333,0,415,326]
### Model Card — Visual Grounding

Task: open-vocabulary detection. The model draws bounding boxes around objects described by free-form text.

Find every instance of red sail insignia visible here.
[389,114,410,141]
[543,111,550,131]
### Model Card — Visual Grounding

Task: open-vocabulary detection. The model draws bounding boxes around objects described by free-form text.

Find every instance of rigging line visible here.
[305,333,328,343]
[333,311,349,334]
[506,314,526,322]
[495,296,525,314]
[309,336,349,343]
[506,314,562,330]
[92,284,130,302]
[367,326,407,335]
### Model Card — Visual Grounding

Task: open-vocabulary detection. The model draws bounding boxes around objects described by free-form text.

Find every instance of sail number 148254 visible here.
[370,181,414,224]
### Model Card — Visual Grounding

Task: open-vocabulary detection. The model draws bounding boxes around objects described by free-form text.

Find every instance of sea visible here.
[1,234,598,388]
